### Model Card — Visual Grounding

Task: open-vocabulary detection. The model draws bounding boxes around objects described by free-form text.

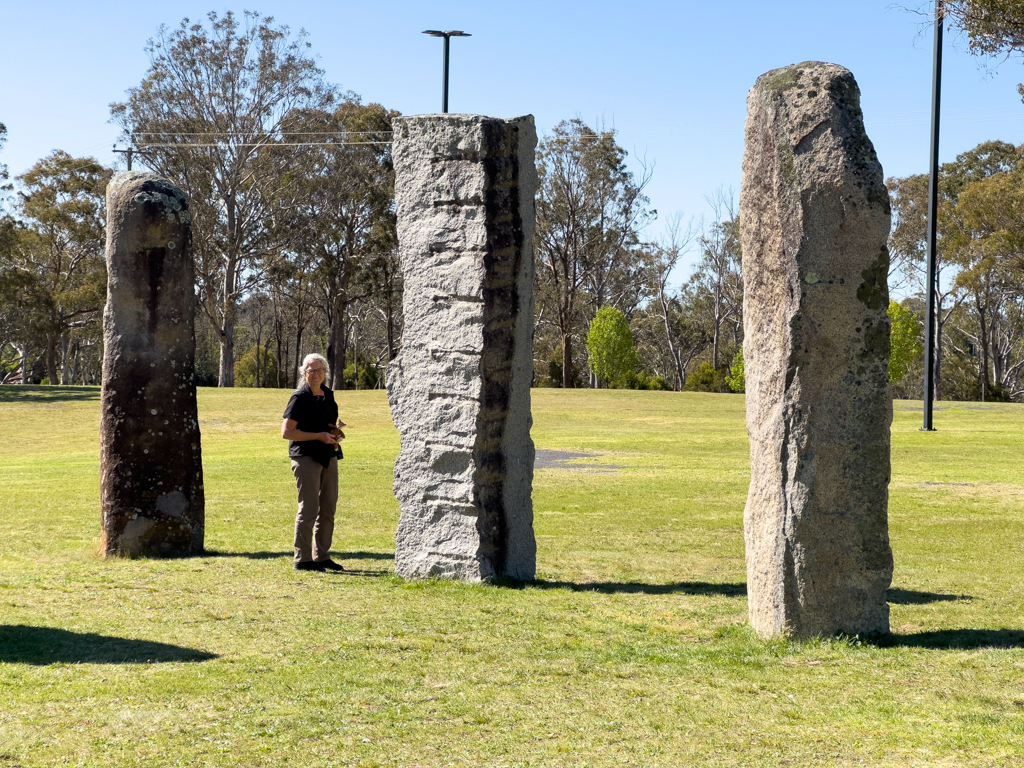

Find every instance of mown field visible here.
[1,385,1023,767]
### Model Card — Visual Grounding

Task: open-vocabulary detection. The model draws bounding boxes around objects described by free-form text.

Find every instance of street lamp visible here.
[922,1,943,431]
[422,30,471,113]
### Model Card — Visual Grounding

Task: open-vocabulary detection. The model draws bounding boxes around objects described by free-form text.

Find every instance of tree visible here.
[646,213,698,390]
[111,11,338,386]
[726,347,745,392]
[689,194,743,370]
[942,1,1024,58]
[288,100,397,390]
[535,120,653,388]
[948,162,1024,397]
[4,152,110,384]
[888,300,924,384]
[586,306,639,386]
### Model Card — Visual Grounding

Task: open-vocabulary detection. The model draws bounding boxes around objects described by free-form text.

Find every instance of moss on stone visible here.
[856,246,889,311]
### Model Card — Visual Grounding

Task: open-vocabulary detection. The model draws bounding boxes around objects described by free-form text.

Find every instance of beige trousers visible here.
[291,456,338,564]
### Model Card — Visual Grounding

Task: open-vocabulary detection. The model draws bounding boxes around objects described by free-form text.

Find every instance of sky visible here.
[2,0,1023,274]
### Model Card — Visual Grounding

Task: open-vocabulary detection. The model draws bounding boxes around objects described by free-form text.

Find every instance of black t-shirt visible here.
[282,383,342,467]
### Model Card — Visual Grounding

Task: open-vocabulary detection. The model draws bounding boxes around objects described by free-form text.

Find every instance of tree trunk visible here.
[218,316,235,387]
[562,332,573,389]
[20,345,29,385]
[977,294,990,400]
[60,332,72,385]
[659,290,684,390]
[327,296,349,390]
[45,334,59,384]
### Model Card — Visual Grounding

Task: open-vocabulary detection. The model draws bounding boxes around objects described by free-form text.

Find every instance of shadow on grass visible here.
[874,628,1024,650]
[0,625,217,665]
[522,579,747,597]
[0,385,100,403]
[203,550,393,561]
[886,588,971,605]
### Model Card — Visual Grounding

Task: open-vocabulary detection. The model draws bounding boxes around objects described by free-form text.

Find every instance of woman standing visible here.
[281,353,345,572]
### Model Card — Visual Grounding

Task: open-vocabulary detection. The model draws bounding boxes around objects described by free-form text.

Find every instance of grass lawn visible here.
[1,384,1023,767]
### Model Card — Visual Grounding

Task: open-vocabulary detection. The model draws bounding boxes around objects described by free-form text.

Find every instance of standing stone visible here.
[740,63,894,638]
[100,172,204,557]
[387,114,537,581]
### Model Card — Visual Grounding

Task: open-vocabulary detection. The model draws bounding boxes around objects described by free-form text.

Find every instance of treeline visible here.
[2,10,1024,401]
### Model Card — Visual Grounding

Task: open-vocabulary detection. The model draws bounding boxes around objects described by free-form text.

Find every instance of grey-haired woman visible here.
[281,353,345,572]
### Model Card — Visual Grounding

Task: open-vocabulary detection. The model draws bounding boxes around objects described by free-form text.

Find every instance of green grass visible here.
[1,385,1023,767]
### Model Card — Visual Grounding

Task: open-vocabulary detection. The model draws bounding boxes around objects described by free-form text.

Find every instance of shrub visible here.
[234,345,278,388]
[726,347,745,393]
[685,362,730,393]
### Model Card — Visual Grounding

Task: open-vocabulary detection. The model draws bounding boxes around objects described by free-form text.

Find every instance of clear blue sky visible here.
[2,0,1023,271]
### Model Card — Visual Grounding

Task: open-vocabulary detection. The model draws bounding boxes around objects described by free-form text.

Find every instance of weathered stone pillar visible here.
[740,63,894,638]
[100,172,204,557]
[387,114,537,581]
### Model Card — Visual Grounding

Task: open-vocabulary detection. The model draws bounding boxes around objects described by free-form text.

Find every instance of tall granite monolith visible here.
[387,114,537,581]
[740,62,894,638]
[100,172,204,557]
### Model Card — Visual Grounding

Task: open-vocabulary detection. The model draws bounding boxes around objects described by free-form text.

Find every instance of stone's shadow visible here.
[873,629,1024,650]
[0,385,100,403]
[886,588,971,604]
[0,625,217,665]
[204,550,394,561]
[519,579,747,597]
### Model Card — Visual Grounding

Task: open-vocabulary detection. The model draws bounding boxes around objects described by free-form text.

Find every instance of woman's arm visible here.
[281,418,337,444]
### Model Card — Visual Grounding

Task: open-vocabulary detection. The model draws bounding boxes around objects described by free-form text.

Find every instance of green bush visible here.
[616,371,671,390]
[888,300,923,385]
[343,360,383,390]
[586,307,639,386]
[726,347,745,393]
[234,345,278,388]
[684,362,730,393]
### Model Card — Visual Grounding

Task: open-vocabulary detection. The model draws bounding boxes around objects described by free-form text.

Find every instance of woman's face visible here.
[304,361,326,387]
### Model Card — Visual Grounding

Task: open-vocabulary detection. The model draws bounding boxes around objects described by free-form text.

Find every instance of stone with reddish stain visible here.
[100,172,204,557]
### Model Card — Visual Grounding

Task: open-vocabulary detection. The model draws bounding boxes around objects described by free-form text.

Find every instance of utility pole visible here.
[112,146,134,171]
[922,1,943,431]
[422,30,471,113]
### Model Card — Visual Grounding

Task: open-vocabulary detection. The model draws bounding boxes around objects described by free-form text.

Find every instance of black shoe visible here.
[294,560,326,572]
[318,559,345,572]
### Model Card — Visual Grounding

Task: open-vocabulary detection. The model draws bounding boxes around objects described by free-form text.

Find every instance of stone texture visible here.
[740,63,894,638]
[387,114,537,581]
[100,172,204,557]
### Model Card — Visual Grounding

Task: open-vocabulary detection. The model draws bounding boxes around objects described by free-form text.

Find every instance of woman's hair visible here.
[298,353,330,387]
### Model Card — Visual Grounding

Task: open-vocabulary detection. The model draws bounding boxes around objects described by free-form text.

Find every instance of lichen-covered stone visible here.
[387,114,537,581]
[100,172,204,557]
[740,63,894,639]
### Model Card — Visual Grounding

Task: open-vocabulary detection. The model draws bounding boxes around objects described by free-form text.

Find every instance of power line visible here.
[136,141,392,148]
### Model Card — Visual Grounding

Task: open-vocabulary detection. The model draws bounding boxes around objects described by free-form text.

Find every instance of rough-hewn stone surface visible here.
[100,172,204,557]
[387,114,537,581]
[740,62,894,639]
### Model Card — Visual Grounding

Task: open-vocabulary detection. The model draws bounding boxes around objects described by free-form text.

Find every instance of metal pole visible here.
[442,34,450,113]
[922,1,943,431]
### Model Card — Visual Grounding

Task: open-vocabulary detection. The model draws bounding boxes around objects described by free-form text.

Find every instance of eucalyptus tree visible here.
[688,195,742,370]
[110,11,338,386]
[285,100,397,390]
[4,152,110,384]
[534,120,653,388]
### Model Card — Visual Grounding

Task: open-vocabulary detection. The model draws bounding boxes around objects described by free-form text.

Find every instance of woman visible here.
[281,353,346,572]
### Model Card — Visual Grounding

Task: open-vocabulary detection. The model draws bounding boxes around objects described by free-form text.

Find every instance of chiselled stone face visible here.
[100,172,204,557]
[387,114,538,581]
[740,63,894,639]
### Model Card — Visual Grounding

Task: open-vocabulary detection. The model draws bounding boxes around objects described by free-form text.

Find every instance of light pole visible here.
[922,1,943,431]
[422,30,471,113]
